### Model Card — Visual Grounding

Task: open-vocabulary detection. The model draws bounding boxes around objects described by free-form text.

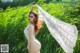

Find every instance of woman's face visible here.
[28,13,35,23]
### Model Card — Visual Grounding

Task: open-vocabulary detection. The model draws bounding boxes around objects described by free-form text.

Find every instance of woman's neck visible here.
[30,23,34,26]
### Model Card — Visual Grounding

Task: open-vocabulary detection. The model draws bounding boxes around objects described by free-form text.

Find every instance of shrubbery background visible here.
[0,0,80,53]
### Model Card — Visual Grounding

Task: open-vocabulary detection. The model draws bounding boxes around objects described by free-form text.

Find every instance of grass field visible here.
[0,2,80,53]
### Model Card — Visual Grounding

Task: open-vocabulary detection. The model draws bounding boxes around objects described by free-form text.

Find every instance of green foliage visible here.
[37,3,80,53]
[0,3,80,53]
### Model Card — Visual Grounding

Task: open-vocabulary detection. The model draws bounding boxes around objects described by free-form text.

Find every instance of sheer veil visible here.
[36,5,78,53]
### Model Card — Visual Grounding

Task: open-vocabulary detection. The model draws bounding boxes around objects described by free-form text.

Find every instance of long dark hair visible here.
[29,11,42,35]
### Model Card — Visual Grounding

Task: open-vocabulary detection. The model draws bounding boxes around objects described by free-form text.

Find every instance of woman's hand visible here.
[30,4,36,12]
[32,4,36,9]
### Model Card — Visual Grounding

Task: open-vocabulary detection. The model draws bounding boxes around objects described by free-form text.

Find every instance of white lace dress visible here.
[24,24,41,53]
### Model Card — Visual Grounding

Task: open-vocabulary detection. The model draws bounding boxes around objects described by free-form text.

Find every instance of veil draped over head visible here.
[36,5,78,53]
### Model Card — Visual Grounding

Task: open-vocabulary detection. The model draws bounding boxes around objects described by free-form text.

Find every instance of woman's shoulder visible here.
[24,24,34,31]
[24,25,29,31]
[28,24,34,31]
[29,24,34,28]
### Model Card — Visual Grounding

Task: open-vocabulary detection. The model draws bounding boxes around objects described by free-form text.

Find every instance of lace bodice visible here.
[24,24,35,40]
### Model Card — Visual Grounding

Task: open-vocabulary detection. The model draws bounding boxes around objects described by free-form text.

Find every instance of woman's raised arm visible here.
[30,4,36,13]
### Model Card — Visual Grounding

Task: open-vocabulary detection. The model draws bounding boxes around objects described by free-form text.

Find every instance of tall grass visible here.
[0,3,80,53]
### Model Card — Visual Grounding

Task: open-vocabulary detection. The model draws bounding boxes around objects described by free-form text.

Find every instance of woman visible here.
[24,4,42,53]
[24,4,78,53]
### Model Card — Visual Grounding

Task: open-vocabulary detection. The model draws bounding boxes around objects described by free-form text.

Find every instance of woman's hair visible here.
[29,11,42,35]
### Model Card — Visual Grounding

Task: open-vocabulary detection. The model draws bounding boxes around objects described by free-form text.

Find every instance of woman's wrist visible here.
[30,4,36,13]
